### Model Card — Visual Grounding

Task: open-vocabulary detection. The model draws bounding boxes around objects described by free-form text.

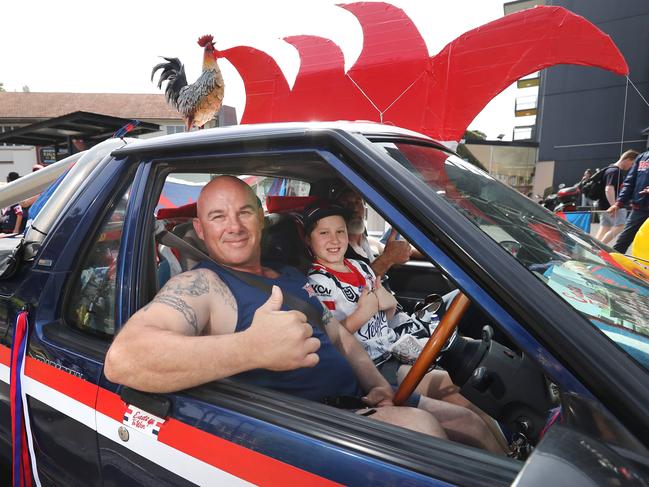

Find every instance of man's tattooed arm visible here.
[141,269,237,335]
[148,294,199,334]
[158,269,211,297]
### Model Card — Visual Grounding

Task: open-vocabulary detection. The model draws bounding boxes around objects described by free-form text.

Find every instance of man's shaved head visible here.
[193,175,265,271]
[197,175,260,215]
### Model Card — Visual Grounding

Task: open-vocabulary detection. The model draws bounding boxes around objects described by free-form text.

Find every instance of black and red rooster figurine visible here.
[152,35,225,130]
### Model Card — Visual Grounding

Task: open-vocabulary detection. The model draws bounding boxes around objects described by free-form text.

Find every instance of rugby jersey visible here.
[308,259,396,361]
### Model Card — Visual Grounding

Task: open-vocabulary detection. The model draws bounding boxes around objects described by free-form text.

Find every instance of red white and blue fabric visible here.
[10,311,40,487]
[112,119,140,139]
[556,211,592,233]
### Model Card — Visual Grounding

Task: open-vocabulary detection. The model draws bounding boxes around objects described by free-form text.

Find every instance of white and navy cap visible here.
[302,199,350,234]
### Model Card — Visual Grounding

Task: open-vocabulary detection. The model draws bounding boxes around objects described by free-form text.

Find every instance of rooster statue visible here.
[152,35,225,130]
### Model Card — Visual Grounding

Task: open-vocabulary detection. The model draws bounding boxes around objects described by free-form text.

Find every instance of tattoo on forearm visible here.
[150,294,199,334]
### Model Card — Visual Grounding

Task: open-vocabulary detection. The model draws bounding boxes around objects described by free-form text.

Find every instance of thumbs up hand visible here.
[383,229,411,267]
[245,286,321,371]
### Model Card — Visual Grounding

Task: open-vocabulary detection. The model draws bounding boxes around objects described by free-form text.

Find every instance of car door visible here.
[0,160,135,485]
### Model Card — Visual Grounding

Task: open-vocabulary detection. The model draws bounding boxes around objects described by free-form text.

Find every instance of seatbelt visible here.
[156,228,324,329]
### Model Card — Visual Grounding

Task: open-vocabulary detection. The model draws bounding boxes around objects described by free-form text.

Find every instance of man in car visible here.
[105,175,446,437]
[336,187,413,276]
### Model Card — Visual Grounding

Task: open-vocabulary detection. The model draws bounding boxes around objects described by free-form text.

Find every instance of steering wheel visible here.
[393,292,471,406]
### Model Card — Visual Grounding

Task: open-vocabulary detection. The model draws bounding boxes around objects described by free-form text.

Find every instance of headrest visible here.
[157,202,197,220]
[266,196,317,214]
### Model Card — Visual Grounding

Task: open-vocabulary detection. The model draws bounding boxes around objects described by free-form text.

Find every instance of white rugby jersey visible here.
[307,259,396,361]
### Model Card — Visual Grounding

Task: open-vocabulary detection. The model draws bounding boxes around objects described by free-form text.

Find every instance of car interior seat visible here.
[260,213,312,275]
[171,221,209,271]
[259,195,320,274]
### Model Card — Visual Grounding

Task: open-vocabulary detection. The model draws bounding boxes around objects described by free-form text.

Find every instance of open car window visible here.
[374,141,649,371]
[145,156,560,455]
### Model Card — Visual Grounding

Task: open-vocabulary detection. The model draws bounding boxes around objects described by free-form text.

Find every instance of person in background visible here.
[19,163,45,219]
[580,168,594,207]
[594,151,638,244]
[1,172,24,234]
[610,149,649,253]
[336,187,412,276]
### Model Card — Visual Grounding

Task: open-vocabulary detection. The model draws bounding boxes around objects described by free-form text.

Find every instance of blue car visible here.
[0,122,648,486]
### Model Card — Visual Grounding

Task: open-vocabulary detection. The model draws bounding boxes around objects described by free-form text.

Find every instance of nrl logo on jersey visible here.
[342,285,359,303]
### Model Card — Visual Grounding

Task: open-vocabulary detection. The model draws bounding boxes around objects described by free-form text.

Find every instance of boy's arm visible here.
[322,309,392,402]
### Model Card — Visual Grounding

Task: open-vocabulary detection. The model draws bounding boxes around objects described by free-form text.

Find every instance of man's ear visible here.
[192,218,205,241]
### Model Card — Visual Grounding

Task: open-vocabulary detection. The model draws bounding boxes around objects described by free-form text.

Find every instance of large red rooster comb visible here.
[197,34,214,47]
[220,3,628,142]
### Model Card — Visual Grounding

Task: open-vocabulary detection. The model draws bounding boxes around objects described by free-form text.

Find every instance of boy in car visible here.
[303,199,504,453]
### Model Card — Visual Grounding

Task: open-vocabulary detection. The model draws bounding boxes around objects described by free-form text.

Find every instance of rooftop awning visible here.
[0,111,160,147]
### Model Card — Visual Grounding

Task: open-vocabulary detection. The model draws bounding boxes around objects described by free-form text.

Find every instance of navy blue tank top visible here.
[194,260,362,401]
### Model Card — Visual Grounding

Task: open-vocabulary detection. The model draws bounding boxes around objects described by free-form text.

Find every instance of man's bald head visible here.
[197,175,260,216]
[193,175,265,270]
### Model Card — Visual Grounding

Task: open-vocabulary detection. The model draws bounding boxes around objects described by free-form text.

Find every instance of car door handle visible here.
[119,387,171,419]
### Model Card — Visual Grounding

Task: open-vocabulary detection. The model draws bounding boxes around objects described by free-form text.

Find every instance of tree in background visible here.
[0,82,5,92]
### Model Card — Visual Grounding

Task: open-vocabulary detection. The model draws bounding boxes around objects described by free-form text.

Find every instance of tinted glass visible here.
[66,188,130,337]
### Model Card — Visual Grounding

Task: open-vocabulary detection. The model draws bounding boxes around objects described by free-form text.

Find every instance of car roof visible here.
[111,121,439,157]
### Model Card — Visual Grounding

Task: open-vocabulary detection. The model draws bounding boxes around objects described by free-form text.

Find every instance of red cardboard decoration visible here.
[221,3,628,142]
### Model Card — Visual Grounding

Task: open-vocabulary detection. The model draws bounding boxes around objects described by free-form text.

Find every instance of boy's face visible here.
[308,215,349,267]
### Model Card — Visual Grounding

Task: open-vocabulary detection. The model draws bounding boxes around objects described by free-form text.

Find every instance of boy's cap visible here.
[302,199,350,234]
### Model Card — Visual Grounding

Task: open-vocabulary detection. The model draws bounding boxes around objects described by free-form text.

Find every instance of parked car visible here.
[0,122,648,486]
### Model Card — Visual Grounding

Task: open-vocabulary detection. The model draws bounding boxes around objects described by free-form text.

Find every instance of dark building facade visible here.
[536,0,649,189]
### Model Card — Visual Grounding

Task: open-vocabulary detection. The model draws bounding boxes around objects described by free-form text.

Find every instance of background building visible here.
[0,92,236,181]
[507,0,649,197]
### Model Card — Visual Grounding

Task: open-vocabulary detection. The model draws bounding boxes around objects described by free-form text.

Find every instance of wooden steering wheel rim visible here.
[393,292,471,406]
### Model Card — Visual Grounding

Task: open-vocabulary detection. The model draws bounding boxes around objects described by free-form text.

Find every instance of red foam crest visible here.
[197,34,214,47]
[221,3,628,142]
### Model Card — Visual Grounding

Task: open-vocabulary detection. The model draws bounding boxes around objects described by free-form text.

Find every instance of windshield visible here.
[375,141,649,370]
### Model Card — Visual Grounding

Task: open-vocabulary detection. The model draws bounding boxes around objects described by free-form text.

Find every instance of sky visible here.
[0,0,527,140]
